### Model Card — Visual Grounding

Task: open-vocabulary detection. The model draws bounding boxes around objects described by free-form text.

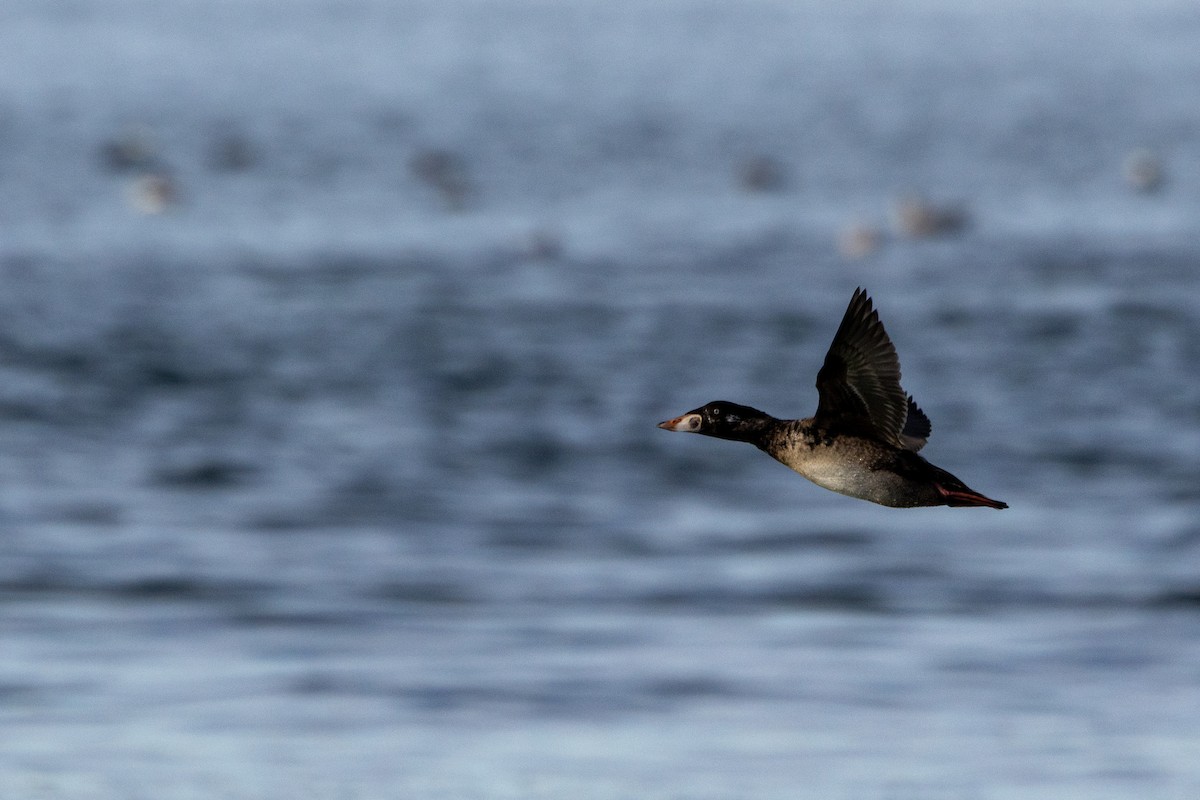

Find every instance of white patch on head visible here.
[662,413,703,433]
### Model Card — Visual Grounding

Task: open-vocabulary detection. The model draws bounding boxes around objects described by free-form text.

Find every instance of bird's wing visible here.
[899,395,931,452]
[814,288,928,450]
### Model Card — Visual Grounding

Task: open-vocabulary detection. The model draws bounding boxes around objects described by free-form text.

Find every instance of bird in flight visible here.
[658,288,1007,509]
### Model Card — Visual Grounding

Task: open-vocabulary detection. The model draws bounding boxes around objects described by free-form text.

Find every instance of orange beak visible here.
[657,413,702,432]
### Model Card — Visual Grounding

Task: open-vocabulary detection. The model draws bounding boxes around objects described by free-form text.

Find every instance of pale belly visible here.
[784,450,878,496]
[765,440,932,508]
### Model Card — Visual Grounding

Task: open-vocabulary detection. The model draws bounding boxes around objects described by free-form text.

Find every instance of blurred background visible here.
[2,0,1200,797]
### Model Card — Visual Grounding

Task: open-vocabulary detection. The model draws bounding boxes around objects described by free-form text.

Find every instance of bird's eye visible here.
[711,407,722,416]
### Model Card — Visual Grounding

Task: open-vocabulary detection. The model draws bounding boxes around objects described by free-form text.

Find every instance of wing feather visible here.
[814,288,931,450]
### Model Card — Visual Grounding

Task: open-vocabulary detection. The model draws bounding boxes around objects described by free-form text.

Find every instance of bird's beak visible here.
[657,413,703,432]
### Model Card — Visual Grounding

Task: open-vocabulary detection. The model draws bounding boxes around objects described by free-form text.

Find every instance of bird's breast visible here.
[772,444,870,495]
[763,432,911,503]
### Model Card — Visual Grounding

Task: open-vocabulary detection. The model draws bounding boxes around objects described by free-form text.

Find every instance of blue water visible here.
[3,1,1200,797]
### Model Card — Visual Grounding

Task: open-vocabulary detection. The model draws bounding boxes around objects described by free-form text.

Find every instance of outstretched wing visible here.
[814,288,930,450]
[900,395,931,452]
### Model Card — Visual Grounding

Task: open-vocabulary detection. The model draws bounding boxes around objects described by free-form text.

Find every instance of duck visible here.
[889,194,969,238]
[658,288,1007,509]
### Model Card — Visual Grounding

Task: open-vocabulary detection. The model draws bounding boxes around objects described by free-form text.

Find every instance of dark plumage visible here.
[658,288,1007,509]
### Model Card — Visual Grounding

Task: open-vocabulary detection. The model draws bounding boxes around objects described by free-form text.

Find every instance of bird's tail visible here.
[928,463,1008,509]
[936,482,1008,509]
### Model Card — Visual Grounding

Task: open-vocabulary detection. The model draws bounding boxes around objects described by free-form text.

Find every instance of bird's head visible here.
[657,401,772,443]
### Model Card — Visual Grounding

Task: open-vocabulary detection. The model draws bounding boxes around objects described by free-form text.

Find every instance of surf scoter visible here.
[658,288,1007,509]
